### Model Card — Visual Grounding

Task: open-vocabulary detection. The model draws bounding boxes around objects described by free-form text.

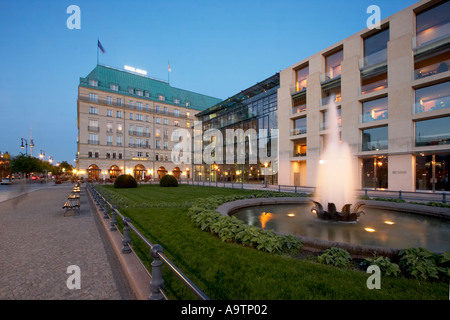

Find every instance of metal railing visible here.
[86,183,209,300]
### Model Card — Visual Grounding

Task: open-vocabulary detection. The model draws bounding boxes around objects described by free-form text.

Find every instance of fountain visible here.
[312,97,364,221]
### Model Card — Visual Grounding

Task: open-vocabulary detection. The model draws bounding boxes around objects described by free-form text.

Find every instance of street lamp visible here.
[20,138,28,156]
[264,162,269,188]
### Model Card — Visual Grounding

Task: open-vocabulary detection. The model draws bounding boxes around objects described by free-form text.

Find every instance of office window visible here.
[362,97,388,122]
[116,98,122,106]
[136,102,143,110]
[164,107,168,114]
[362,126,388,151]
[295,65,309,92]
[106,109,113,117]
[415,81,450,113]
[156,117,161,124]
[325,49,343,80]
[106,122,113,132]
[117,136,122,146]
[415,116,450,147]
[292,117,307,136]
[116,111,122,118]
[89,134,99,145]
[416,1,450,47]
[163,118,168,125]
[106,96,112,105]
[136,114,143,121]
[362,28,389,67]
[155,105,160,113]
[174,109,180,117]
[129,113,133,120]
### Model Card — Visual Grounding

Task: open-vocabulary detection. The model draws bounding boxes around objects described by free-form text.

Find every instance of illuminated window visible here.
[362,97,388,122]
[295,65,309,92]
[415,81,450,113]
[325,49,343,80]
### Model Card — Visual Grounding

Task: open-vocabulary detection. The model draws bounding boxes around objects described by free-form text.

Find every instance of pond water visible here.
[231,204,450,253]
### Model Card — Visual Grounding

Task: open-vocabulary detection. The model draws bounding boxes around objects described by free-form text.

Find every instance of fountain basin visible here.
[219,197,450,257]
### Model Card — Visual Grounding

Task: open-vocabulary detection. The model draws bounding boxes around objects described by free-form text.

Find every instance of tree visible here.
[10,154,43,175]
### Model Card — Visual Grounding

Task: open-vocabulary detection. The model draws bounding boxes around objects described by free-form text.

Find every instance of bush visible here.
[318,247,352,268]
[399,247,444,281]
[160,174,178,187]
[363,256,401,276]
[114,174,137,189]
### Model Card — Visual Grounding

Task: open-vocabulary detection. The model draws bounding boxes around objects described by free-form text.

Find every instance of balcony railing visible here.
[414,59,450,80]
[413,22,450,49]
[88,140,100,145]
[291,127,307,136]
[359,48,388,69]
[88,126,100,132]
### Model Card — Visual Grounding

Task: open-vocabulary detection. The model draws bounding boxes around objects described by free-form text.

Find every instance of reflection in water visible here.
[259,212,273,229]
[232,204,450,253]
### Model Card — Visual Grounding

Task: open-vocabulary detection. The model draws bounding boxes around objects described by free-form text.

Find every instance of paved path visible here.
[0,183,135,300]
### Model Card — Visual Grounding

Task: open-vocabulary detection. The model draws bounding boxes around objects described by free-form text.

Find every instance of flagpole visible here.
[97,38,99,65]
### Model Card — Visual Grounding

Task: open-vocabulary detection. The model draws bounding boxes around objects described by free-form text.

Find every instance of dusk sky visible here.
[0,0,418,165]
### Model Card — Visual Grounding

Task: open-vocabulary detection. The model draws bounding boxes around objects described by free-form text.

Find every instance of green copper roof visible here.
[79,64,222,111]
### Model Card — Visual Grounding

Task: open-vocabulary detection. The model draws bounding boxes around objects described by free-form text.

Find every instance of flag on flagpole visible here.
[98,40,105,53]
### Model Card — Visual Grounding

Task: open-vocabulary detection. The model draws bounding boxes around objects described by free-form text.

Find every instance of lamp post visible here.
[20,138,28,156]
[264,162,268,188]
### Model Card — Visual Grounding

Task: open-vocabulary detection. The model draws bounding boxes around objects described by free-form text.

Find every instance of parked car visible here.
[1,177,12,185]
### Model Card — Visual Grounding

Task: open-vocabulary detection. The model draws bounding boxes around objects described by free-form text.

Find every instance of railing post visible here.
[149,244,165,300]
[103,199,109,219]
[443,193,447,204]
[398,190,402,200]
[110,206,117,231]
[122,217,132,254]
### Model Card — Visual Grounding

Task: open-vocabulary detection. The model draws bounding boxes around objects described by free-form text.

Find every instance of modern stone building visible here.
[77,64,222,181]
[278,0,450,192]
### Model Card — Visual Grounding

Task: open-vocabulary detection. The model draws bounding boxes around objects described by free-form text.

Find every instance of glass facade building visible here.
[194,74,279,185]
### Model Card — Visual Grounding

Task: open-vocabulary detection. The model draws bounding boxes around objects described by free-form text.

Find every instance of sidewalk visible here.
[0,184,134,300]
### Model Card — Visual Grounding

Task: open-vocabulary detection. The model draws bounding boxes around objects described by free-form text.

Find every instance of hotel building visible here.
[77,64,222,181]
[278,0,450,192]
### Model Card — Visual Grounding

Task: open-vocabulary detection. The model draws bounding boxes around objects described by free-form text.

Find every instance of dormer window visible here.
[89,80,98,87]
[129,88,134,94]
[110,84,118,91]
[159,95,165,101]
[174,98,180,104]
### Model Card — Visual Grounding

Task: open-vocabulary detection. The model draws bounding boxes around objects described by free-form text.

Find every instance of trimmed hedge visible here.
[160,174,178,187]
[114,174,137,189]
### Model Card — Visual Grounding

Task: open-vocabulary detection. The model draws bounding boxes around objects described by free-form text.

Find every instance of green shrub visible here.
[399,247,441,281]
[363,256,401,276]
[187,195,303,254]
[318,247,352,268]
[160,174,178,187]
[114,174,137,189]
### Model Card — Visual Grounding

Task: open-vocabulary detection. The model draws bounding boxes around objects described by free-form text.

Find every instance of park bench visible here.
[63,199,80,216]
[63,182,81,216]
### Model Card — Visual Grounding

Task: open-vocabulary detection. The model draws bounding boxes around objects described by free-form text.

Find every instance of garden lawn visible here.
[97,184,448,300]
